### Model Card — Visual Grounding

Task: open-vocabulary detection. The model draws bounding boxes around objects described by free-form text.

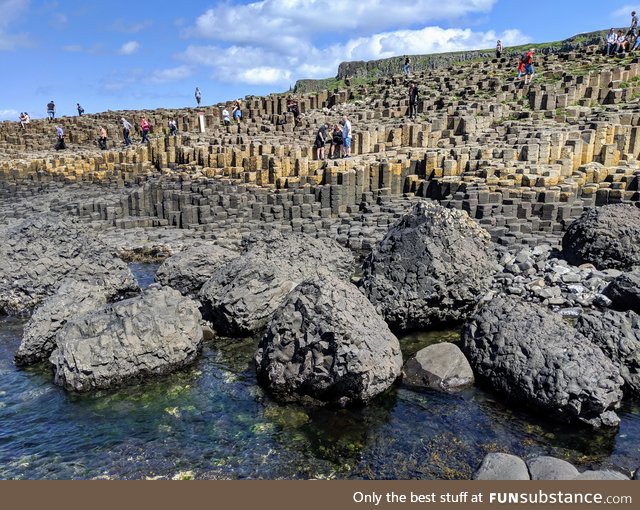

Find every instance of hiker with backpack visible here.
[522,49,535,85]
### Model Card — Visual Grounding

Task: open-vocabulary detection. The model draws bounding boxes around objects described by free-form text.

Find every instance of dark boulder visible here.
[602,270,640,314]
[462,296,624,428]
[255,276,402,406]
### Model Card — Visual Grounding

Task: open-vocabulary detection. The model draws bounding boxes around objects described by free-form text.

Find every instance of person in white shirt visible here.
[605,28,617,56]
[341,114,352,158]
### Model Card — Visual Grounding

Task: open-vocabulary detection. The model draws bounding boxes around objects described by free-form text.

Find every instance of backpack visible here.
[522,52,532,65]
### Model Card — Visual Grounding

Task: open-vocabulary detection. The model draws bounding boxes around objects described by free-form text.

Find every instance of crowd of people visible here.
[313,114,353,160]
[604,11,640,56]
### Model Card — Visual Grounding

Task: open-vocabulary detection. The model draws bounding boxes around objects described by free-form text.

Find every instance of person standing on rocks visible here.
[98,127,107,150]
[121,117,132,146]
[54,125,65,150]
[342,115,353,158]
[403,56,411,74]
[140,117,151,143]
[47,101,56,121]
[195,87,202,106]
[314,123,328,160]
[496,40,503,59]
[523,48,535,85]
[329,124,342,159]
[222,107,231,126]
[631,11,639,49]
[168,119,178,136]
[408,82,419,119]
[76,103,85,116]
[232,100,242,123]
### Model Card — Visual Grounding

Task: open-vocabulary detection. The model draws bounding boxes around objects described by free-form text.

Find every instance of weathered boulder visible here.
[255,276,402,406]
[199,232,355,336]
[50,287,203,392]
[575,310,640,395]
[402,342,474,392]
[574,470,629,480]
[562,205,640,271]
[15,280,109,366]
[473,453,530,480]
[461,296,624,428]
[0,214,138,316]
[602,270,640,314]
[155,243,236,297]
[361,201,496,332]
[527,456,580,480]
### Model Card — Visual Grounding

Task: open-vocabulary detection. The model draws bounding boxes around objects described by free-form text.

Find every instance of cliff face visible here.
[295,29,610,92]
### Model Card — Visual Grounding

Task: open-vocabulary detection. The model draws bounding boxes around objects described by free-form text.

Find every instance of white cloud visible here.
[119,40,140,55]
[181,25,529,86]
[0,0,32,51]
[110,19,153,33]
[150,65,193,84]
[0,108,19,121]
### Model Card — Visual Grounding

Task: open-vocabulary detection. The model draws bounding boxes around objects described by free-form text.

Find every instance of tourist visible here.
[403,56,411,74]
[496,40,503,59]
[98,127,107,150]
[516,54,525,81]
[121,117,132,146]
[631,11,639,48]
[77,103,85,116]
[222,107,231,126]
[408,82,419,119]
[47,101,55,121]
[168,119,178,136]
[287,96,300,121]
[19,112,30,129]
[314,123,329,160]
[54,125,65,150]
[615,30,628,55]
[140,117,151,143]
[233,100,242,123]
[342,114,352,158]
[195,87,202,106]
[523,48,535,85]
[605,28,617,56]
[329,124,342,159]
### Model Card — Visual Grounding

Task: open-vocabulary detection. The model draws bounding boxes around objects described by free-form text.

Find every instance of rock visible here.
[461,295,624,428]
[602,270,640,314]
[527,456,580,480]
[562,205,640,271]
[473,453,530,480]
[574,470,630,480]
[0,214,138,316]
[633,467,640,480]
[199,231,355,336]
[255,276,402,406]
[575,310,640,395]
[361,201,496,332]
[50,287,203,392]
[155,243,236,297]
[402,343,474,392]
[15,280,109,366]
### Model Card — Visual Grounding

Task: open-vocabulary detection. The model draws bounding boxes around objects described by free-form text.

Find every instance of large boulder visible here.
[473,453,530,480]
[15,280,109,366]
[527,456,580,480]
[50,287,203,392]
[155,243,236,297]
[402,342,474,392]
[255,276,402,406]
[0,214,138,316]
[575,310,640,395]
[199,232,355,336]
[361,201,496,332]
[462,296,624,428]
[602,270,640,314]
[562,205,640,271]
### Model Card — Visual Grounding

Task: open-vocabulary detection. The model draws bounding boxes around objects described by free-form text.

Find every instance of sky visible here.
[0,0,635,120]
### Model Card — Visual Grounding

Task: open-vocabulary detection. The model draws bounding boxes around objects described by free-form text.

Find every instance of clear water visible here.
[0,266,638,480]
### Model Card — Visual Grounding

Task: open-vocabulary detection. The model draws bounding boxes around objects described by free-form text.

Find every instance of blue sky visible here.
[0,0,634,120]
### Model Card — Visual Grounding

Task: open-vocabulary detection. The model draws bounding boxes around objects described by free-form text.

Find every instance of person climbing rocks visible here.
[121,117,132,146]
[77,103,85,116]
[342,114,352,158]
[496,40,504,59]
[54,125,65,150]
[408,82,419,119]
[314,123,329,160]
[222,107,231,126]
[168,119,178,136]
[195,87,202,106]
[140,117,151,143]
[232,100,242,123]
[516,53,526,81]
[98,127,107,150]
[523,48,535,85]
[403,56,411,74]
[47,101,56,121]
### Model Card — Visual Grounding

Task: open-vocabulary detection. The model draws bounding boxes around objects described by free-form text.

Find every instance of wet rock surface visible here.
[462,296,624,428]
[255,276,402,406]
[361,201,496,332]
[50,287,203,392]
[402,342,474,392]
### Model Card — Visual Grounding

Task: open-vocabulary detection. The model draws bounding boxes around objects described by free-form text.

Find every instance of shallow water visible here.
[0,266,638,479]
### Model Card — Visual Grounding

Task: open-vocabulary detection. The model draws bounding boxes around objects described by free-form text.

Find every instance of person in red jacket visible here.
[140,117,151,143]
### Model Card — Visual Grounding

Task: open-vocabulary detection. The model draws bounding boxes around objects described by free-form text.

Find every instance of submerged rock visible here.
[361,201,496,332]
[155,243,236,297]
[562,205,640,271]
[255,276,402,406]
[402,343,474,392]
[50,287,203,392]
[473,453,530,480]
[575,310,640,395]
[462,296,624,428]
[0,214,138,316]
[199,231,354,336]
